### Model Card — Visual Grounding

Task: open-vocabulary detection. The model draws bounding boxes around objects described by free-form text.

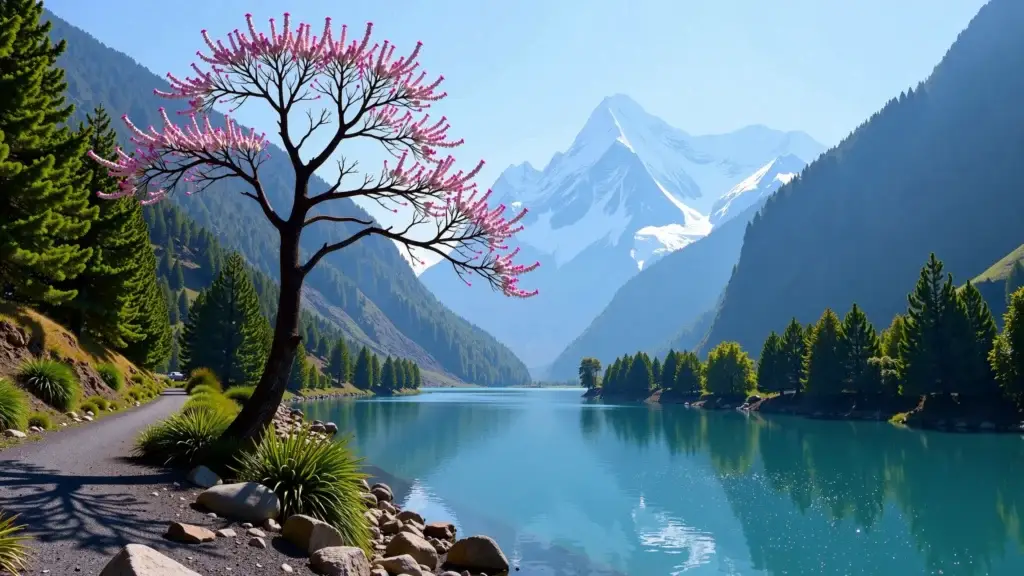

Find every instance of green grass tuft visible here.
[17,359,78,411]
[234,427,372,556]
[185,368,222,394]
[96,363,123,391]
[0,379,28,432]
[78,400,98,416]
[27,412,52,430]
[188,384,219,397]
[0,512,29,575]
[223,385,255,407]
[135,407,234,467]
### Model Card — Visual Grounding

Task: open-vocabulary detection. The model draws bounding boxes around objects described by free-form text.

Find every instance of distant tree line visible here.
[582,253,1024,409]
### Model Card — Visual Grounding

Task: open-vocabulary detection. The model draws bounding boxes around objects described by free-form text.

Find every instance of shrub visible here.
[78,400,98,416]
[0,512,29,575]
[17,359,78,411]
[223,386,255,407]
[27,412,52,430]
[135,407,233,466]
[189,384,220,397]
[182,393,239,418]
[130,373,147,387]
[185,368,222,394]
[97,363,123,391]
[126,389,142,402]
[234,428,372,555]
[86,396,110,411]
[0,379,27,431]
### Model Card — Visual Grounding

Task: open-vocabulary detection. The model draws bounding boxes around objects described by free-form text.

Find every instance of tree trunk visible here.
[222,227,304,444]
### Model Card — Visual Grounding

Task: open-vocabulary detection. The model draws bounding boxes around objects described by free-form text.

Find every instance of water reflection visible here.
[591,405,1024,575]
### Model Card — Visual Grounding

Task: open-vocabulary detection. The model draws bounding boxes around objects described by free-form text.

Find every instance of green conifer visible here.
[353,347,372,389]
[704,341,756,396]
[780,319,807,392]
[991,287,1024,400]
[412,363,422,388]
[371,354,381,389]
[900,254,960,396]
[660,350,679,391]
[956,283,999,398]
[288,341,308,391]
[841,304,882,394]
[803,309,845,396]
[674,351,704,394]
[327,339,350,386]
[757,332,786,393]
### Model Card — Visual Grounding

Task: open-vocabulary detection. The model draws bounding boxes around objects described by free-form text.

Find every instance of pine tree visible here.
[604,361,619,393]
[404,360,416,390]
[705,341,756,396]
[123,265,172,370]
[780,319,807,393]
[757,332,786,393]
[395,358,407,390]
[841,304,882,395]
[371,354,381,389]
[169,262,185,291]
[660,350,679,391]
[177,290,189,320]
[803,309,845,396]
[991,287,1024,400]
[0,0,97,305]
[900,254,960,396]
[381,357,396,393]
[327,339,350,386]
[412,363,422,389]
[578,357,602,390]
[626,353,653,395]
[288,341,308,391]
[303,363,316,390]
[353,347,373,389]
[651,357,663,385]
[957,283,999,398]
[674,351,703,394]
[179,253,271,387]
[1006,261,1024,305]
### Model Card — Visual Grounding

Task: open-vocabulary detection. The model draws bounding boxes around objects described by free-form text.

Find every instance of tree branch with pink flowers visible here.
[87,12,539,441]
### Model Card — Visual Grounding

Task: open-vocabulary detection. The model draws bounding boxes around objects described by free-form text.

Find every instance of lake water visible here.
[299,388,1024,575]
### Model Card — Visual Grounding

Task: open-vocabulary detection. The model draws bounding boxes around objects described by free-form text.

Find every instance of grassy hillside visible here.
[47,11,530,387]
[702,0,1024,354]
[972,244,1024,284]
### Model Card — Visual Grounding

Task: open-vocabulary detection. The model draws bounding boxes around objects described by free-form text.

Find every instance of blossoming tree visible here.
[89,13,538,441]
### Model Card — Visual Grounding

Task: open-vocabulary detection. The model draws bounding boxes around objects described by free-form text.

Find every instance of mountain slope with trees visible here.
[702,0,1024,354]
[46,10,530,387]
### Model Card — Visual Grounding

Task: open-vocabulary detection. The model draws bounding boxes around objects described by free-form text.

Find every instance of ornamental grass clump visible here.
[17,359,78,411]
[0,379,27,432]
[188,384,219,397]
[234,428,372,555]
[185,368,221,394]
[135,407,233,467]
[96,363,123,391]
[27,412,52,430]
[223,385,255,407]
[0,512,29,575]
[182,392,239,418]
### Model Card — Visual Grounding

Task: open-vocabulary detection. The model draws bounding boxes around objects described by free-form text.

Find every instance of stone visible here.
[165,522,216,544]
[249,536,267,549]
[400,523,424,538]
[439,572,462,576]
[309,522,346,554]
[283,514,335,552]
[99,543,201,576]
[380,519,403,535]
[370,569,388,576]
[396,510,425,525]
[376,554,422,576]
[361,492,378,507]
[377,500,396,514]
[282,563,294,573]
[370,483,393,503]
[359,479,371,492]
[3,429,26,439]
[186,465,222,488]
[364,511,380,527]
[195,482,281,523]
[263,518,282,532]
[215,528,237,538]
[445,535,509,573]
[325,422,339,434]
[310,423,327,433]
[384,532,438,571]
[310,546,372,576]
[247,527,267,538]
[424,522,456,542]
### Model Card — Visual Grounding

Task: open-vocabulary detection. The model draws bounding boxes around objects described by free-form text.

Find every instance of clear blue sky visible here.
[47,0,987,218]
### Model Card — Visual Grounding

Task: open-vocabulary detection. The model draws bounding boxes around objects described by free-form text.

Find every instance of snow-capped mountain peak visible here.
[709,153,808,226]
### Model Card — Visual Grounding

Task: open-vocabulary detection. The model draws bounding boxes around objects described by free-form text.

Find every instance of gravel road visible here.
[0,389,316,575]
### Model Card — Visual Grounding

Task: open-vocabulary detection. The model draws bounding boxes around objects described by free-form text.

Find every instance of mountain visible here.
[46,11,531,386]
[970,243,1024,328]
[419,94,823,371]
[709,154,806,226]
[701,0,1024,355]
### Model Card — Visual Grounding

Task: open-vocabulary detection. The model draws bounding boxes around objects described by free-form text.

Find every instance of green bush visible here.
[0,379,27,431]
[185,368,222,394]
[78,400,98,416]
[234,428,372,555]
[188,384,219,397]
[223,386,255,407]
[96,363,123,391]
[135,407,233,466]
[130,373,147,387]
[182,393,239,418]
[18,359,78,411]
[0,512,29,575]
[126,389,142,402]
[27,412,52,430]
[85,396,110,411]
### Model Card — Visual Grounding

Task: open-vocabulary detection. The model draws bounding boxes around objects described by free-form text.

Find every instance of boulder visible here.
[370,569,388,576]
[400,523,424,538]
[359,479,371,492]
[377,500,396,515]
[310,423,327,433]
[3,429,26,439]
[195,482,280,523]
[384,532,438,570]
[186,465,222,488]
[325,422,339,434]
[380,519,403,535]
[370,483,393,502]
[310,546,371,576]
[165,522,216,544]
[99,543,201,576]
[445,535,509,573]
[309,523,346,554]
[396,510,425,525]
[284,514,348,553]
[376,554,422,576]
[424,522,456,541]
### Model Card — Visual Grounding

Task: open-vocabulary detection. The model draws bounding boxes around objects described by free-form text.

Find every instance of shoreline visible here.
[288,387,421,403]
[592,389,1024,434]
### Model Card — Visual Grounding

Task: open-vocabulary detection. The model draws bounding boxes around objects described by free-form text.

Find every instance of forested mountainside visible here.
[971,244,1024,329]
[702,0,1024,354]
[47,11,531,386]
[547,199,765,381]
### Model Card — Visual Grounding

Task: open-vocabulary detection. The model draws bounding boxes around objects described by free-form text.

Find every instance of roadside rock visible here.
[196,482,281,523]
[309,522,346,554]
[165,522,216,544]
[445,535,509,573]
[264,517,282,532]
[384,531,438,570]
[3,429,26,439]
[310,546,371,576]
[376,554,421,576]
[186,465,222,488]
[215,528,236,538]
[249,536,267,548]
[99,543,201,575]
[283,514,337,552]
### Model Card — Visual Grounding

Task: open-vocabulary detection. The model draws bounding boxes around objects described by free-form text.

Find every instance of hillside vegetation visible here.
[47,11,530,387]
[702,0,1024,354]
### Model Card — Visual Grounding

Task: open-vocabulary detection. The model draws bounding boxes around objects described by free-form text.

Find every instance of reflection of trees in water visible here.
[300,398,514,480]
[583,402,1024,575]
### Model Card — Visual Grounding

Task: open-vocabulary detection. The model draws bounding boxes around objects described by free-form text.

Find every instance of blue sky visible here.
[47,0,987,224]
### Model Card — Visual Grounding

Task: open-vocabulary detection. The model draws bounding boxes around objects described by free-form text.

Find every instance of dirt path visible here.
[0,389,315,574]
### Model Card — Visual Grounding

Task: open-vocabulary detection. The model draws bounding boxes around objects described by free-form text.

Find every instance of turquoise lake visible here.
[299,388,1024,575]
